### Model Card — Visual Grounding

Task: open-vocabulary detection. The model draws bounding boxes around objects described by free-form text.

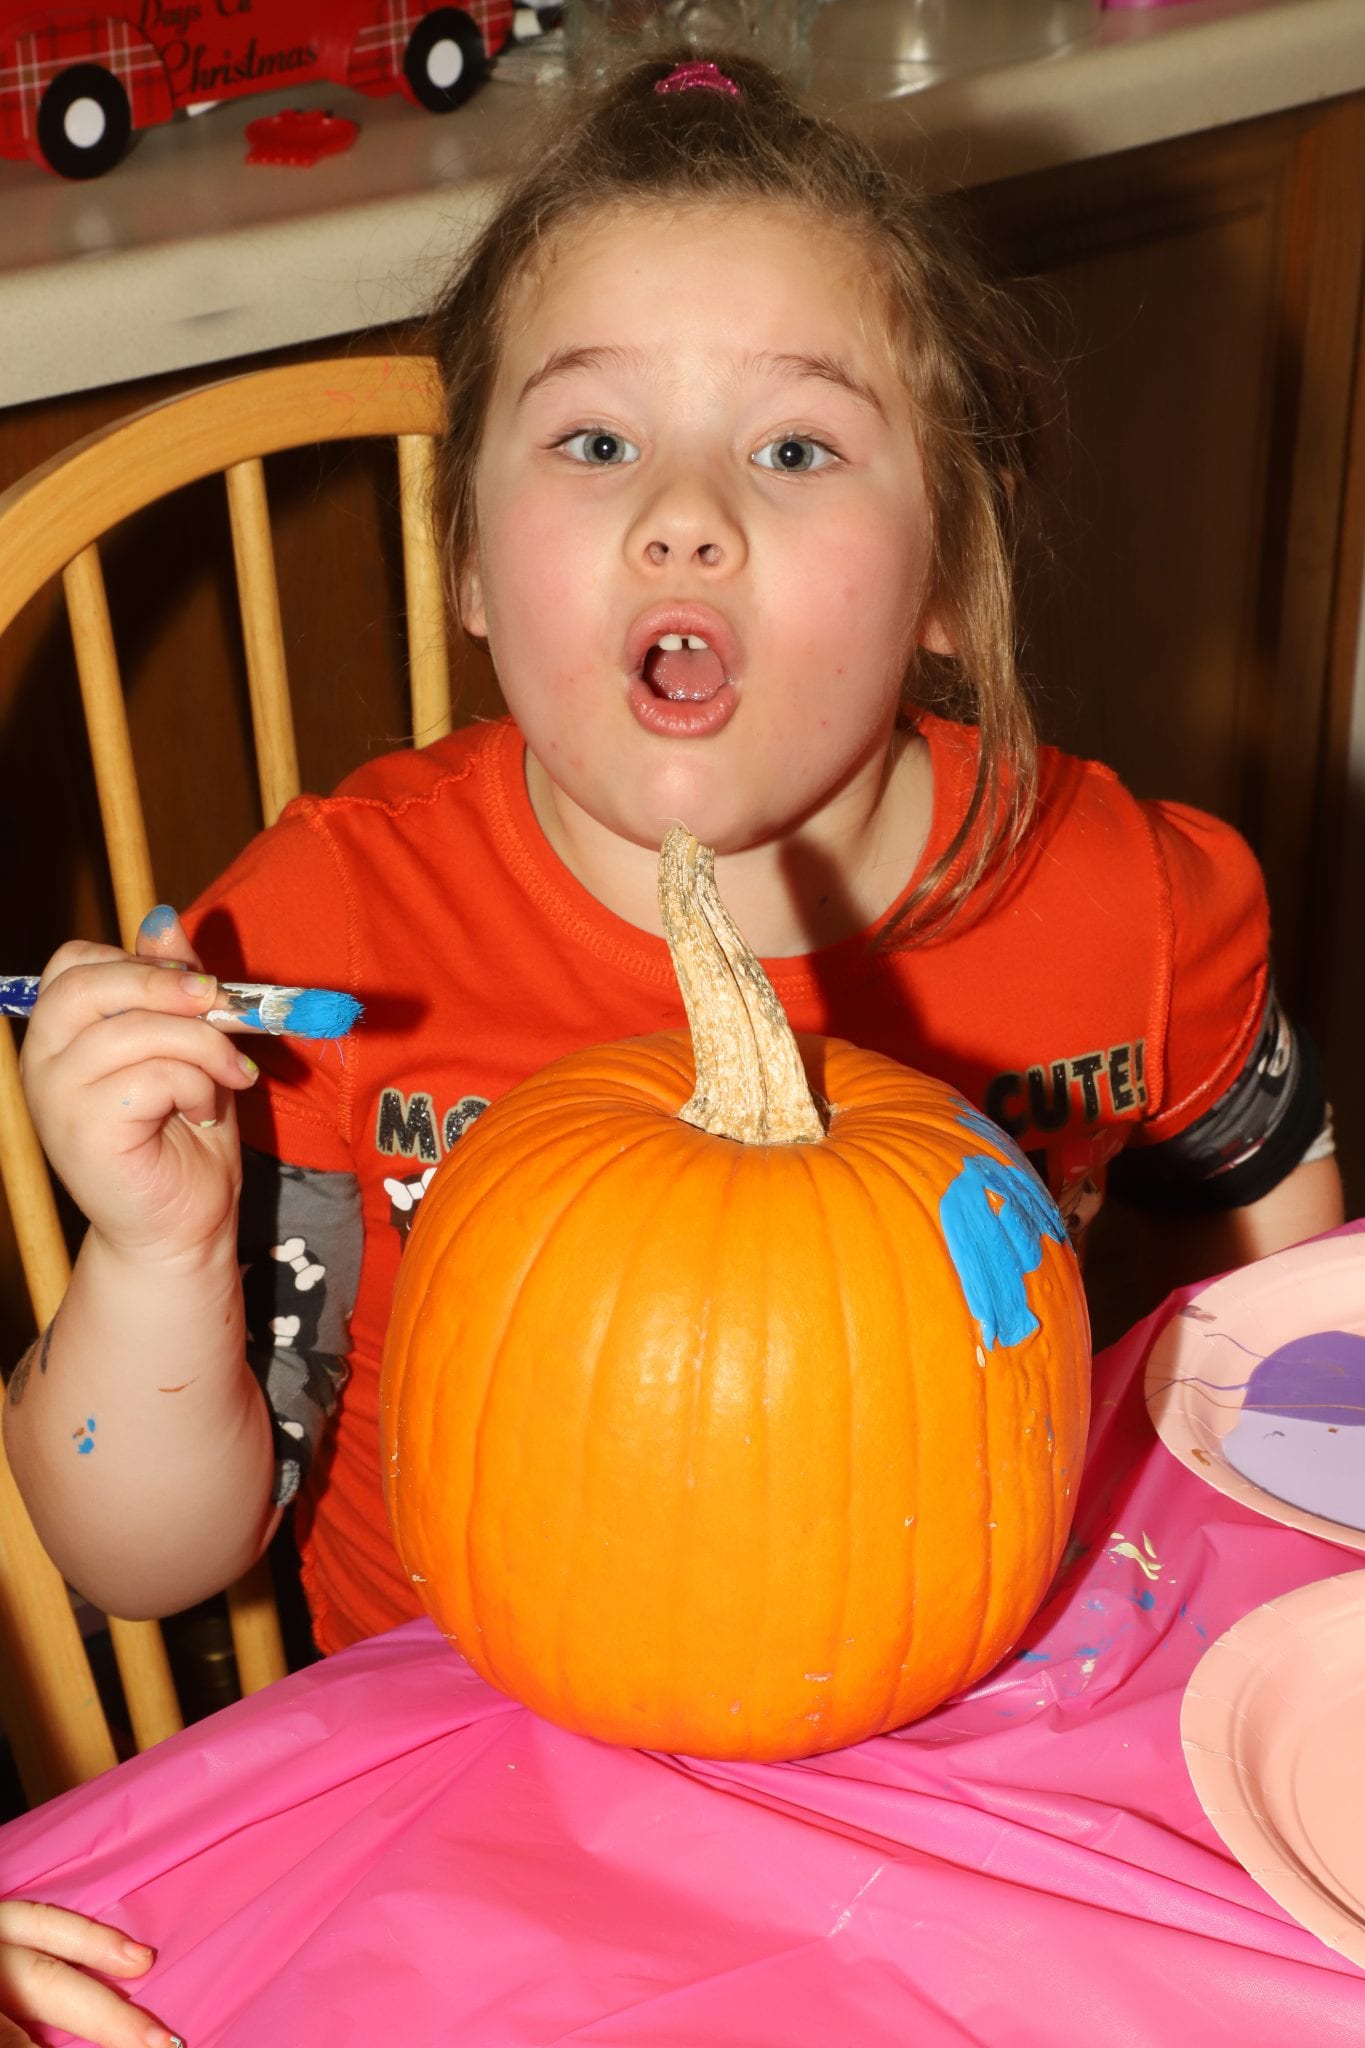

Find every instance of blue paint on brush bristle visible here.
[270,987,364,1040]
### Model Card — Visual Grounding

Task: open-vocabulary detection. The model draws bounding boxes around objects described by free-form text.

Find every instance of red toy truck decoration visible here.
[1,1,514,178]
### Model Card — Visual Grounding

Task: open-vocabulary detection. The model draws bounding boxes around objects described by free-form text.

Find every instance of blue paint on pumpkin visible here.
[938,1105,1067,1351]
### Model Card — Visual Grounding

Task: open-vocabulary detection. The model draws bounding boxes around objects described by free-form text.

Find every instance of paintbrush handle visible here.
[0,974,361,1042]
[0,976,40,1017]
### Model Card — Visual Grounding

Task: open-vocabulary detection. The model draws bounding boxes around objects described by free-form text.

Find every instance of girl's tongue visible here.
[643,641,728,702]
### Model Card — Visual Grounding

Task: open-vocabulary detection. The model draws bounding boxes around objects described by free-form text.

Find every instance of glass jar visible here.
[563,0,821,89]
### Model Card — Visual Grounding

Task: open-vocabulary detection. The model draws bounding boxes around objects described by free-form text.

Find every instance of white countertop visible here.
[2,0,1361,409]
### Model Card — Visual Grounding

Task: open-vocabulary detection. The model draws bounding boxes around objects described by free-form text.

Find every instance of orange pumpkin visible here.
[381,830,1090,1761]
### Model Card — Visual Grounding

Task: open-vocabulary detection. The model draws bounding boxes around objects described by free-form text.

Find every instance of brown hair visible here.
[427,47,1048,941]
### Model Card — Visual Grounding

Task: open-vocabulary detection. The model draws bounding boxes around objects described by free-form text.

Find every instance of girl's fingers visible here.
[134,904,202,975]
[101,1063,234,1139]
[31,960,221,1040]
[0,1901,153,1976]
[34,938,129,995]
[0,1948,178,2048]
[40,1010,257,1105]
[67,1063,247,1162]
[23,988,257,1119]
[0,1905,182,2048]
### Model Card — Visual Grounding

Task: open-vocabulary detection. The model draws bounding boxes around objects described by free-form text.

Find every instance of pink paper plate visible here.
[1144,1233,1365,1545]
[1182,1570,1365,1966]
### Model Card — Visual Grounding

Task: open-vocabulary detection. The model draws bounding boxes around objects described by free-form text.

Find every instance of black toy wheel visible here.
[36,63,132,180]
[403,9,488,113]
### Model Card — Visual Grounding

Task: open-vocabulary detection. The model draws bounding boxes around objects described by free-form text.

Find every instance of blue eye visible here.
[753,436,835,473]
[560,429,640,466]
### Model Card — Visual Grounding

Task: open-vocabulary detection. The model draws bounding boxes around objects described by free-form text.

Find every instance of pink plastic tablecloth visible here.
[6,1236,1365,2048]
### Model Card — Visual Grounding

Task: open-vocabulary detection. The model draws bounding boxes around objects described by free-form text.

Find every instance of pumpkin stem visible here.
[658,827,827,1145]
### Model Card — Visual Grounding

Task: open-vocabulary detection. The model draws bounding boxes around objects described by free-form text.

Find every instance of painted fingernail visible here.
[196,1118,220,1130]
[138,905,178,942]
[182,973,216,999]
[120,1938,154,1964]
[145,2029,185,2048]
[238,1054,258,1079]
[153,960,190,973]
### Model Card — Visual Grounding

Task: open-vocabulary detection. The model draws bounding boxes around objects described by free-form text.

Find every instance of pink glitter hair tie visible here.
[654,60,741,99]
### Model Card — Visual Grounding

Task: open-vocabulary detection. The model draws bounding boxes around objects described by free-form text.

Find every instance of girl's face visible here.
[464,200,947,864]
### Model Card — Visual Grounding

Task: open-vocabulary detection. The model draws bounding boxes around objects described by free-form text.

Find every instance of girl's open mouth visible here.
[624,610,741,739]
[641,633,729,703]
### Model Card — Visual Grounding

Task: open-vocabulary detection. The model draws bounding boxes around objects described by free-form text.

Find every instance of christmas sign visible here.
[0,1,514,178]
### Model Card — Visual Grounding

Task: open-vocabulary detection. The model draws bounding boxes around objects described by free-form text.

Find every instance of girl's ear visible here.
[458,560,487,640]
[918,606,956,657]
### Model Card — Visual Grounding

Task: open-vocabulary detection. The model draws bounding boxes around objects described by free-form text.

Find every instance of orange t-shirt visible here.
[188,714,1272,1652]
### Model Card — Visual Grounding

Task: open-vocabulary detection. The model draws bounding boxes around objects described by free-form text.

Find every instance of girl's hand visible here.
[19,907,258,1266]
[0,1900,182,2048]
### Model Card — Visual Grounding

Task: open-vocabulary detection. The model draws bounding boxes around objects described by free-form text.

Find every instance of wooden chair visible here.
[0,355,449,1807]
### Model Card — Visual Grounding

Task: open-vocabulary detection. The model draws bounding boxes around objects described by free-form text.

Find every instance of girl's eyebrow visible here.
[518,345,640,403]
[756,352,887,418]
[517,345,885,416]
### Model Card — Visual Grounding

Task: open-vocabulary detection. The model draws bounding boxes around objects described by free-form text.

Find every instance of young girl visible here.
[2,47,1342,2048]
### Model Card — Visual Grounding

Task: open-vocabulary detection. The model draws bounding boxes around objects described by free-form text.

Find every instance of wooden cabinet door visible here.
[960,97,1365,1204]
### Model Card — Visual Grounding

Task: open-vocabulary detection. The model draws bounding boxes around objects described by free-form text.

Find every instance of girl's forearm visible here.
[3,1226,281,1618]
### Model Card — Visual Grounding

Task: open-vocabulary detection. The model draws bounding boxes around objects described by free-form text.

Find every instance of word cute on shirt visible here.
[984,1039,1148,1142]
[985,1039,1148,1241]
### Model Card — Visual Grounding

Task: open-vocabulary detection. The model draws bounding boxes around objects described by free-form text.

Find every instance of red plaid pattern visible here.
[0,2,514,167]
[347,0,513,95]
[0,18,171,157]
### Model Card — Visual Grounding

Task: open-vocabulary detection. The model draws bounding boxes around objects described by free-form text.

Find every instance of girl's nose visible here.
[645,538,725,568]
[627,470,747,575]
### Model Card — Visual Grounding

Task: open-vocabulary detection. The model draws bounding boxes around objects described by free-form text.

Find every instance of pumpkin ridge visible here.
[790,1139,857,1734]
[509,1048,690,1121]
[557,1119,733,1728]
[815,1116,1000,1718]
[455,1235,526,1687]
[547,1124,687,1728]
[667,1139,747,1732]
[456,1120,686,1691]
[817,1133,927,1737]
[833,1118,1000,1292]
[951,1125,999,1697]
[959,1333,997,1694]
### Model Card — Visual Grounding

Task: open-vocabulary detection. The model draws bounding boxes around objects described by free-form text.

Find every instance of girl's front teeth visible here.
[655,634,711,652]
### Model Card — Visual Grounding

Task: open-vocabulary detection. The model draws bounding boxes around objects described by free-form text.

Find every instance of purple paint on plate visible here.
[1238,1331,1365,1423]
[1223,1330,1365,1530]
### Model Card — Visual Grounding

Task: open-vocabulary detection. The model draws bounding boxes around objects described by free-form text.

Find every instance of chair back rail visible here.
[225,457,301,829]
[0,356,446,1806]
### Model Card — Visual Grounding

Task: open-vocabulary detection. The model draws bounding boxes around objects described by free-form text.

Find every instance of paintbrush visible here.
[0,974,362,1042]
